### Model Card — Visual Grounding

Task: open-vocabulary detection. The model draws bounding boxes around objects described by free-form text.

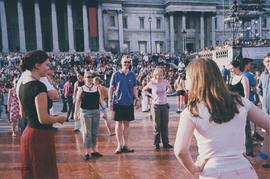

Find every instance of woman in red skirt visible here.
[18,50,66,179]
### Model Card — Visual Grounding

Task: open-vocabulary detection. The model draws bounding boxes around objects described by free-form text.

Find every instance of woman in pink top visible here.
[143,67,172,150]
[174,58,270,179]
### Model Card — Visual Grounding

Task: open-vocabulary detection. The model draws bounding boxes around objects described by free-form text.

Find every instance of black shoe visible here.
[65,119,69,122]
[74,129,80,132]
[91,152,103,157]
[163,144,173,149]
[115,147,122,154]
[83,154,90,161]
[122,146,135,153]
[52,127,58,131]
[155,144,160,151]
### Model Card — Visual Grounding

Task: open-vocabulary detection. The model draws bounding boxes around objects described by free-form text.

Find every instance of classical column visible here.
[97,2,104,52]
[259,16,262,40]
[82,1,90,52]
[51,0,59,52]
[34,0,42,50]
[212,15,216,48]
[182,13,186,52]
[169,13,174,53]
[118,10,124,53]
[67,0,75,52]
[164,16,170,52]
[0,0,8,52]
[182,13,186,30]
[17,0,26,52]
[200,13,205,49]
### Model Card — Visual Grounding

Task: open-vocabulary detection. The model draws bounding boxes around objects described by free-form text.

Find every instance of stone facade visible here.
[0,0,269,53]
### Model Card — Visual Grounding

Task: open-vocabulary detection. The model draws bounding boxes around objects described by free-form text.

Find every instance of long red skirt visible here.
[21,126,58,179]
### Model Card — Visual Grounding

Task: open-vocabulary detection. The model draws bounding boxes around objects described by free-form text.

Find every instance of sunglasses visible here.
[124,61,131,64]
[86,75,94,78]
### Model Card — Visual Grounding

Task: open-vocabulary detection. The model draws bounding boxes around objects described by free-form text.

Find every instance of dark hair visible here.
[231,59,244,72]
[242,58,253,67]
[77,70,84,77]
[21,50,49,71]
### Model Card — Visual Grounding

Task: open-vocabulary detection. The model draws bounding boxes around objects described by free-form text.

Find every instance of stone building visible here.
[0,0,269,53]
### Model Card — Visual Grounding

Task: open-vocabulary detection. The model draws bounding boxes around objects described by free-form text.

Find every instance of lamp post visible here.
[182,29,187,53]
[148,16,152,54]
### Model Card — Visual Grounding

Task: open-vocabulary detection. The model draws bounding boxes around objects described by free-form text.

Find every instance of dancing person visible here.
[94,76,114,136]
[174,58,270,178]
[74,71,106,160]
[73,71,84,132]
[63,76,74,122]
[228,59,253,156]
[108,55,140,154]
[7,78,21,136]
[142,66,173,150]
[174,73,186,113]
[257,53,270,168]
[19,50,66,179]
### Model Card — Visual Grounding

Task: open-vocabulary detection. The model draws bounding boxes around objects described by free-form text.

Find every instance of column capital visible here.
[167,11,175,17]
[117,9,123,14]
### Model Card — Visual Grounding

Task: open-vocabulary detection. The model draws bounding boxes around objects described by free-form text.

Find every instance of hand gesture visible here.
[109,102,113,110]
[135,99,140,109]
[57,116,66,124]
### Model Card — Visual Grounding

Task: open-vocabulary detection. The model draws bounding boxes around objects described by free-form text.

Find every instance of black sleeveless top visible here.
[80,86,100,110]
[228,77,244,97]
[78,81,84,87]
[19,80,53,130]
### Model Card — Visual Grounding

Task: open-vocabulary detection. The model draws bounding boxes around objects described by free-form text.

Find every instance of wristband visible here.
[258,151,269,160]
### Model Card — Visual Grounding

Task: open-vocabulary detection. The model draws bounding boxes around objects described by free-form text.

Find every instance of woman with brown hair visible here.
[19,50,66,179]
[174,58,269,179]
[174,73,186,113]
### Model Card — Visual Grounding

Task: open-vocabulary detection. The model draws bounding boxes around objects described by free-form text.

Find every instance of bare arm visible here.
[73,82,78,104]
[133,86,140,109]
[7,89,12,112]
[174,114,200,175]
[74,88,82,120]
[108,85,114,110]
[242,76,250,99]
[47,89,59,100]
[35,92,66,124]
[246,104,270,165]
[167,82,172,93]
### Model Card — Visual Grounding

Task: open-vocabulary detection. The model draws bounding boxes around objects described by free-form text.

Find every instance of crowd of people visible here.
[0,49,269,178]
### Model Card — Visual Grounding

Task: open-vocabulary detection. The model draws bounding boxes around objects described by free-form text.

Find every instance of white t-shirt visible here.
[180,98,252,175]
[40,77,54,91]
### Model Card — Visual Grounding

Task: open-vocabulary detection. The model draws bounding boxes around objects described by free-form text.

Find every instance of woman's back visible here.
[181,97,252,174]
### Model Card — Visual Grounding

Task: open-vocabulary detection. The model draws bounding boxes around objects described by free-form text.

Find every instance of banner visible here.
[89,8,97,37]
[242,47,270,60]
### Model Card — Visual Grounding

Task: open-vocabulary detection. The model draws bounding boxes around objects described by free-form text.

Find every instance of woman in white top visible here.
[174,58,270,179]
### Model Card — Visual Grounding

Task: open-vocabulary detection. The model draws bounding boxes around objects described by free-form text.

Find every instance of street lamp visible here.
[148,16,152,54]
[182,29,187,53]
